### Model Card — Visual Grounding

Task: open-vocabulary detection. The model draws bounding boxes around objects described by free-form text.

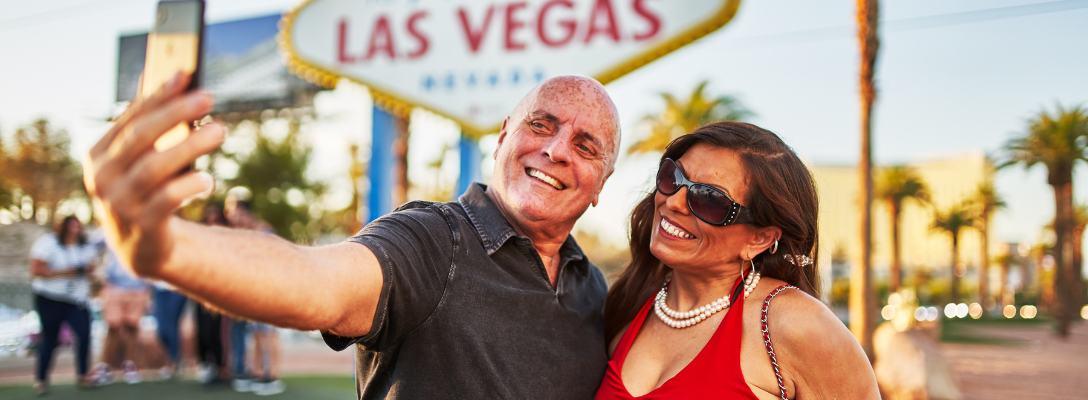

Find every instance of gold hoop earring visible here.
[770,240,779,254]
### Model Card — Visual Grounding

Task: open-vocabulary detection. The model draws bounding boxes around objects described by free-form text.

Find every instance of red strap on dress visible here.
[761,284,798,400]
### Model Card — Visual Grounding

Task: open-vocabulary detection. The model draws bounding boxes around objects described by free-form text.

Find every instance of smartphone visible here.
[142,0,206,154]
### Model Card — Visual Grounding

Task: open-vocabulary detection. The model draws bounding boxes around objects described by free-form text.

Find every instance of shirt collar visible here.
[457,183,589,275]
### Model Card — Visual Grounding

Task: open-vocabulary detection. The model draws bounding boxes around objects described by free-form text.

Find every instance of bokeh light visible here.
[926,307,939,321]
[1003,305,1016,319]
[1082,305,1088,320]
[882,305,896,321]
[915,307,927,321]
[968,303,983,319]
[956,303,969,318]
[944,303,957,319]
[888,293,902,307]
[1020,305,1037,319]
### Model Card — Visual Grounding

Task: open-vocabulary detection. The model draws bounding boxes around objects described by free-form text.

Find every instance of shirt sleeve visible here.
[29,235,54,262]
[321,201,458,351]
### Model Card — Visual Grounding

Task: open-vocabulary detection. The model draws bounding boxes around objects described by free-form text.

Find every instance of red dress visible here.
[595,280,761,400]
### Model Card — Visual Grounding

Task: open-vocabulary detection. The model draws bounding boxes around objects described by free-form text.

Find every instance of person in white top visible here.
[29,216,99,394]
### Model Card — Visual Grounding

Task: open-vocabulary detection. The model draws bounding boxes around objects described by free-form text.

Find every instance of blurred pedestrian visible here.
[152,282,188,380]
[94,247,150,385]
[195,205,228,386]
[29,216,98,394]
[249,323,284,395]
[222,197,284,394]
[226,316,251,391]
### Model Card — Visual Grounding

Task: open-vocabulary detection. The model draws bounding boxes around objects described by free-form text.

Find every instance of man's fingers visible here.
[124,123,224,198]
[144,172,215,222]
[111,91,215,166]
[91,72,191,158]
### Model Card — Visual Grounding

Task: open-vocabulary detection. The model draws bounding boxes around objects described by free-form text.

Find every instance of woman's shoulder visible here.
[30,234,60,255]
[754,278,859,358]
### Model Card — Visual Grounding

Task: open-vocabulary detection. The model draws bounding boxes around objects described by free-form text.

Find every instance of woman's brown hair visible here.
[604,121,821,342]
[54,215,87,246]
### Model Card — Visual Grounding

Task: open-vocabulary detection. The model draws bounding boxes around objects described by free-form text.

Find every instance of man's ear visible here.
[592,168,615,207]
[746,226,782,259]
[494,118,509,160]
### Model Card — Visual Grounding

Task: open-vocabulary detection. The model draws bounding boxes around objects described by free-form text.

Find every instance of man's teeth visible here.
[528,169,565,190]
[661,219,695,239]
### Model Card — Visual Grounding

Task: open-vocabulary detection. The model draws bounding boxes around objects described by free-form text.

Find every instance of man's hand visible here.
[83,72,223,279]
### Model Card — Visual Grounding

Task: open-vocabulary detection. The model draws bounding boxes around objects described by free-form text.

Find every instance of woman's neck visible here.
[667,261,747,312]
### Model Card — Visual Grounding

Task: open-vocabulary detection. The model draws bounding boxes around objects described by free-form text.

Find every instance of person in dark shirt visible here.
[82,73,620,399]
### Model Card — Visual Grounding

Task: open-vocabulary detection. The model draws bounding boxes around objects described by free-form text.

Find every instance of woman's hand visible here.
[82,72,223,279]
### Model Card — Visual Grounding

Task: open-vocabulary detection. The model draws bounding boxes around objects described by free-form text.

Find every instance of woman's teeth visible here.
[661,219,695,239]
[528,169,565,190]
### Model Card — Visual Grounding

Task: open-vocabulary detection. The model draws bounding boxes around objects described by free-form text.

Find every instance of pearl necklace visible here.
[654,266,761,329]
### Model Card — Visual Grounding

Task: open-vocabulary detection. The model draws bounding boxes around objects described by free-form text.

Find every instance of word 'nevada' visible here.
[337,0,662,63]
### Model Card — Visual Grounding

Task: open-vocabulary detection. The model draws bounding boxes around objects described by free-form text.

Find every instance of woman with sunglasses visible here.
[596,122,878,399]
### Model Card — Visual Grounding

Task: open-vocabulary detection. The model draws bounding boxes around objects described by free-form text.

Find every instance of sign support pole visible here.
[368,105,396,223]
[457,133,481,197]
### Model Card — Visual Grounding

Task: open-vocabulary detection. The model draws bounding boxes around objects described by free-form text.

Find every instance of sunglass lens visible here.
[656,160,680,195]
[688,184,731,225]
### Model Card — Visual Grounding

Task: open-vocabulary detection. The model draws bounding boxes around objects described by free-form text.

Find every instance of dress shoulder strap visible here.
[761,284,798,400]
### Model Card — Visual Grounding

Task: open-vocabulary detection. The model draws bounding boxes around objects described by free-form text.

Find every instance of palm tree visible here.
[852,0,880,360]
[627,81,751,154]
[972,182,1006,307]
[932,203,979,303]
[876,166,930,292]
[1002,104,1088,337]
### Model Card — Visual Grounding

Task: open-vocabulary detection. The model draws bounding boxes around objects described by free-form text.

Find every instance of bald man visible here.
[83,75,621,399]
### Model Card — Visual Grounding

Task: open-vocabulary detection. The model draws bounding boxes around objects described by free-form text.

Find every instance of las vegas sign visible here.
[281,0,743,136]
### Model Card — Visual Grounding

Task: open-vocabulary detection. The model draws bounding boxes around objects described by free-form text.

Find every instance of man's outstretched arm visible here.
[84,72,381,337]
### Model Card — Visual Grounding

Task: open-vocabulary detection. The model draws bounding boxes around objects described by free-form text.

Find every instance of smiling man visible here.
[82,75,621,399]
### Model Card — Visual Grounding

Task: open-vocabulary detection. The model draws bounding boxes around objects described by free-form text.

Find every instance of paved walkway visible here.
[942,321,1088,400]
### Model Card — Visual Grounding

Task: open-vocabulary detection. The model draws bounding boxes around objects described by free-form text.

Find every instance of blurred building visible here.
[811,150,995,287]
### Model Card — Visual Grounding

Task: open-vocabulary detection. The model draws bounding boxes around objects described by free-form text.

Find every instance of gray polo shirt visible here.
[322,183,609,399]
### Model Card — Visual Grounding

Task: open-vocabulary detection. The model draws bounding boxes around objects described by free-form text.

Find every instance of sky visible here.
[1,0,1087,250]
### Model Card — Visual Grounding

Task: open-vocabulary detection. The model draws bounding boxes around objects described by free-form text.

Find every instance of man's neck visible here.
[485,187,574,287]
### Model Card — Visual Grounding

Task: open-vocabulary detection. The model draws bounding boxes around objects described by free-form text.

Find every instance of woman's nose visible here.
[665,186,690,216]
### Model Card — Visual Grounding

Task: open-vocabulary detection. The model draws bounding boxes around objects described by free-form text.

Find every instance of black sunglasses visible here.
[656,158,753,226]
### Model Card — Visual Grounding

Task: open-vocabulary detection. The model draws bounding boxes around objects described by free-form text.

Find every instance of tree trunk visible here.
[1074,224,1084,309]
[1052,180,1074,337]
[392,115,411,207]
[890,200,902,292]
[951,232,961,303]
[979,210,990,307]
[851,0,880,362]
[999,254,1010,307]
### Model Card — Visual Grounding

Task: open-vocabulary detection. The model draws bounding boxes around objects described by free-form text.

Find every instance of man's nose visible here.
[541,130,573,164]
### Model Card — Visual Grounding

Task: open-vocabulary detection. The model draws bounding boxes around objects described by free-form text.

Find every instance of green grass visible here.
[0,375,355,399]
[939,317,1052,345]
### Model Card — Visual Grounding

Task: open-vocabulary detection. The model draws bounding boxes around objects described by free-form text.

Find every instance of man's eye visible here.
[531,122,545,129]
